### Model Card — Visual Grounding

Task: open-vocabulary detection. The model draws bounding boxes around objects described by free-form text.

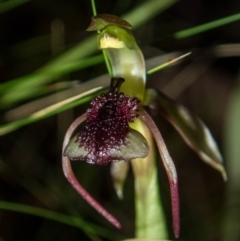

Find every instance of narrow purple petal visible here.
[62,113,121,229]
[140,108,180,238]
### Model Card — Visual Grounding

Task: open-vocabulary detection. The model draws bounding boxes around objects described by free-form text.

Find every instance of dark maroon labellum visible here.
[64,89,149,165]
[79,92,139,163]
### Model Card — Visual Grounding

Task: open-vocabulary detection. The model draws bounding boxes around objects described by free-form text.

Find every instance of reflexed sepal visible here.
[145,88,227,181]
[139,108,180,238]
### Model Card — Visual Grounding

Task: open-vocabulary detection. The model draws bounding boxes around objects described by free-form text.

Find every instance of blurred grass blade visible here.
[147,52,191,75]
[0,87,105,135]
[0,0,31,13]
[90,0,97,16]
[0,55,104,109]
[3,74,110,121]
[122,0,178,27]
[145,89,227,181]
[0,200,124,240]
[174,12,240,39]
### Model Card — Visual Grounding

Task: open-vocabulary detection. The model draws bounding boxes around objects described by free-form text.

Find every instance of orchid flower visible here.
[62,14,227,239]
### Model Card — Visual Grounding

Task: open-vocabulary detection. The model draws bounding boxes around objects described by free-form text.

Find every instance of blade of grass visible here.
[122,0,178,28]
[147,52,191,75]
[0,87,105,135]
[174,12,240,39]
[0,200,124,240]
[91,0,97,16]
[0,55,104,109]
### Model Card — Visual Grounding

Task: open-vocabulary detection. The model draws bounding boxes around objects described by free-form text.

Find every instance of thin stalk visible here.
[90,0,97,16]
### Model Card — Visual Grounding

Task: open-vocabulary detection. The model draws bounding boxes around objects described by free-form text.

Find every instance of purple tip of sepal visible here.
[62,113,121,229]
[170,181,180,238]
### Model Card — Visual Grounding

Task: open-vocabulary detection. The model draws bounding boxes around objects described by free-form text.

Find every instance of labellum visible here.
[64,77,149,164]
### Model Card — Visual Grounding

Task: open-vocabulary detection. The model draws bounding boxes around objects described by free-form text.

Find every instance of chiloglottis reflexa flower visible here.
[62,14,227,239]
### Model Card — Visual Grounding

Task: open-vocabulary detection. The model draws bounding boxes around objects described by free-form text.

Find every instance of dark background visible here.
[0,0,240,240]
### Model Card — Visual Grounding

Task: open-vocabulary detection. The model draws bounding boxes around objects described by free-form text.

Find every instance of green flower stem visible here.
[131,119,168,239]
